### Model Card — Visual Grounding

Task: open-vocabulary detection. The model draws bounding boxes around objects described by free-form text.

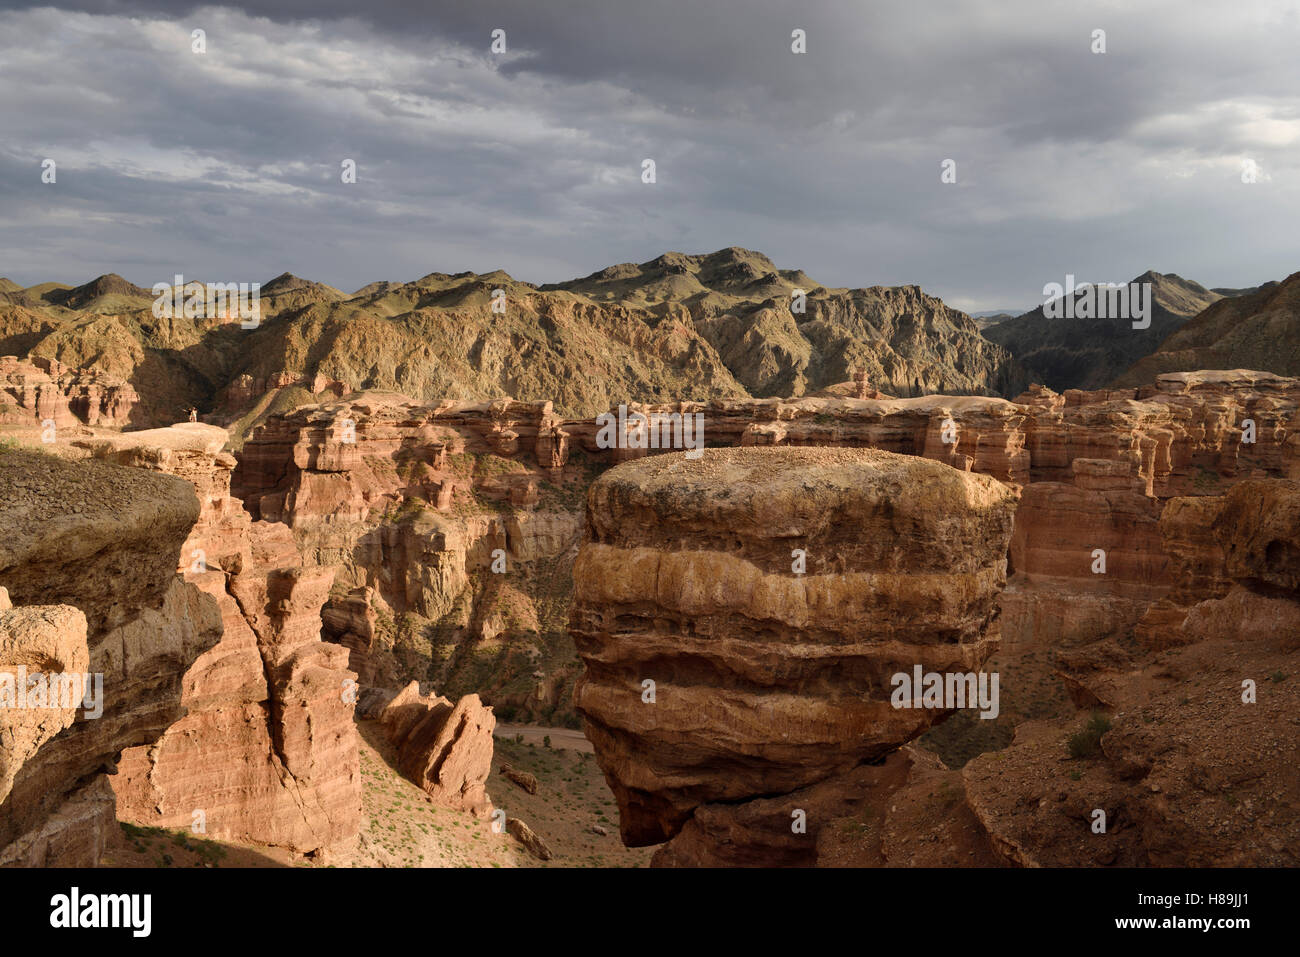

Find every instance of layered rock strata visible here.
[227,369,1299,727]
[77,424,360,856]
[0,355,137,428]
[568,446,1017,860]
[234,396,589,716]
[235,371,1299,501]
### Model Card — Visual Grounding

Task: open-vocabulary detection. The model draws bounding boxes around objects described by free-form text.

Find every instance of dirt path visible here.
[495,723,593,753]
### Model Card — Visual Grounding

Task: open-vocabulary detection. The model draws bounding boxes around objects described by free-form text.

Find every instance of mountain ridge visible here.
[0,248,1029,429]
[1112,271,1300,386]
[981,270,1223,391]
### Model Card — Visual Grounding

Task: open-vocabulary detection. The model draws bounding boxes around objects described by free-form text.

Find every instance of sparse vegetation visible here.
[1067,712,1112,759]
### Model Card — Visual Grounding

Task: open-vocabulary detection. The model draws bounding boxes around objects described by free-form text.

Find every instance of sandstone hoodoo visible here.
[569,446,1017,861]
[83,423,362,858]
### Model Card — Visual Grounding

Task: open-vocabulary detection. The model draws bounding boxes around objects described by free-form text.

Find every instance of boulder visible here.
[506,817,553,861]
[379,682,495,816]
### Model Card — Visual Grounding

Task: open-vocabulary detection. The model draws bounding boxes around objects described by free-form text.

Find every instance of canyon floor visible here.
[101,723,649,869]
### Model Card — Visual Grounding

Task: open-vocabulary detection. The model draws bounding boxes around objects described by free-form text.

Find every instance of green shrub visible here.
[1067,712,1112,759]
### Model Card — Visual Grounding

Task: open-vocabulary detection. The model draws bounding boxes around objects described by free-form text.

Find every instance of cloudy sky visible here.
[0,0,1297,311]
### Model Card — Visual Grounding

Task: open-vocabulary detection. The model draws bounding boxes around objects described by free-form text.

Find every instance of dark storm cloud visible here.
[0,1,1296,309]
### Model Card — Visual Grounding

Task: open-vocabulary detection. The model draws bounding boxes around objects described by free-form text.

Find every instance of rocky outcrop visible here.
[505,816,553,861]
[569,446,1017,861]
[77,424,360,857]
[233,396,589,721]
[0,775,118,867]
[233,395,579,520]
[379,681,495,816]
[227,369,1300,732]
[561,397,1299,865]
[0,448,221,865]
[653,745,1004,868]
[1137,480,1300,648]
[236,370,1299,497]
[992,371,1298,654]
[0,355,137,428]
[500,764,539,795]
[1213,479,1300,591]
[0,590,89,825]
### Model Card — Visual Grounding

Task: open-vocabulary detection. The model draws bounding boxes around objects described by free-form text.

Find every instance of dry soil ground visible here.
[104,722,651,868]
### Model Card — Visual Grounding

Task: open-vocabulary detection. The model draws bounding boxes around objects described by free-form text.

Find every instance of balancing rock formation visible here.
[569,446,1017,864]
[225,369,1300,730]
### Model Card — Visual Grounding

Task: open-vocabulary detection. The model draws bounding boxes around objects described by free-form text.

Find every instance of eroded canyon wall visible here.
[961,477,1300,866]
[4,364,1294,867]
[0,448,220,865]
[75,424,360,857]
[0,355,138,429]
[231,370,1300,720]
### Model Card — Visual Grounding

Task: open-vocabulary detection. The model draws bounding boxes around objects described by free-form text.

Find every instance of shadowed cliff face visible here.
[982,271,1224,392]
[0,448,222,865]
[1112,271,1300,387]
[567,446,1018,854]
